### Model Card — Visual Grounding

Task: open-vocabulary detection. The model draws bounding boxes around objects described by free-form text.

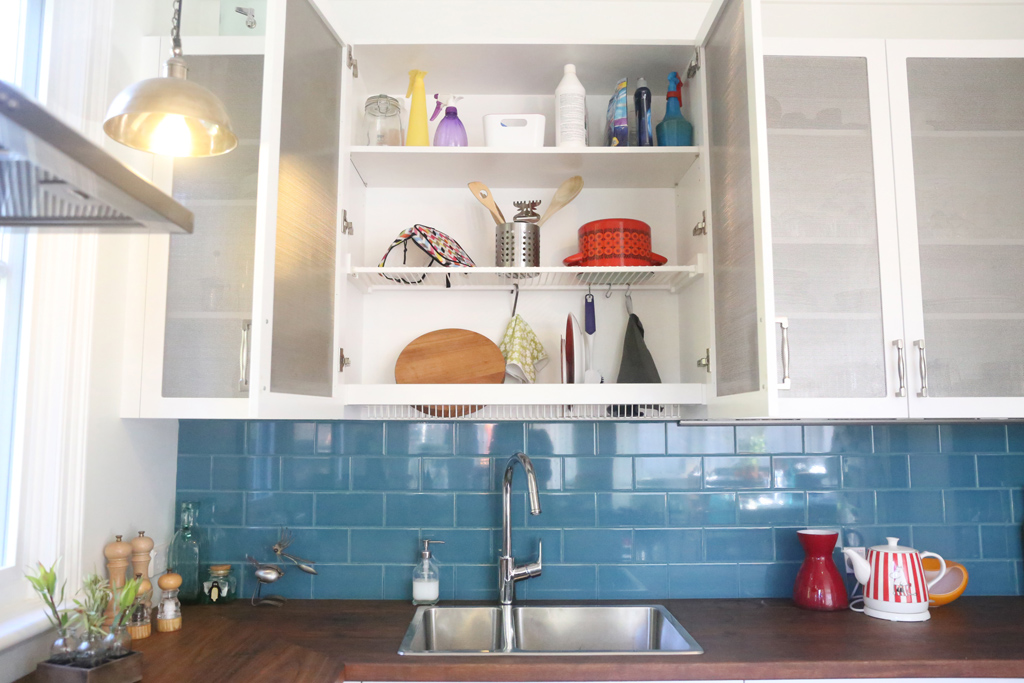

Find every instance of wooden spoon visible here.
[468,181,505,225]
[536,175,584,227]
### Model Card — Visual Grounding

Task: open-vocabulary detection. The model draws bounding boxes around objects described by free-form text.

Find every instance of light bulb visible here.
[147,114,193,156]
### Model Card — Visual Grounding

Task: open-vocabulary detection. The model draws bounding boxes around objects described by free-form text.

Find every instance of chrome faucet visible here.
[499,452,542,605]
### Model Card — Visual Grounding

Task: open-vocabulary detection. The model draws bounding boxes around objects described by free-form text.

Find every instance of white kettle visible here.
[843,537,947,622]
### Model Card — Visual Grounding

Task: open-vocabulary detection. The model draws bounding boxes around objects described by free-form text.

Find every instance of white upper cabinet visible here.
[124,0,346,419]
[757,39,907,419]
[888,40,1024,418]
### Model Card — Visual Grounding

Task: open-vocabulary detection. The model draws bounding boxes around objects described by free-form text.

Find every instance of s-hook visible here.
[605,283,613,298]
[625,283,634,316]
[511,283,520,317]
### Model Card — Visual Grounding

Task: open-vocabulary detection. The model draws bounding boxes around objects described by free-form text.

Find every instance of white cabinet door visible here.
[888,40,1024,418]
[128,0,351,419]
[763,39,908,419]
[247,0,349,418]
[699,0,778,418]
[130,36,266,419]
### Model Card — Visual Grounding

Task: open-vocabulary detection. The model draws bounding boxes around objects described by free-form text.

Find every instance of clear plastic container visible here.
[364,95,404,146]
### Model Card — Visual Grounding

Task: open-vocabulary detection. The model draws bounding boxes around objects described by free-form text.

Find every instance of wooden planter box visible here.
[35,652,142,683]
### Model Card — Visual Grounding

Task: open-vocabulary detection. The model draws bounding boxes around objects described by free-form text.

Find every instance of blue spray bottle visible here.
[431,94,468,146]
[655,71,693,146]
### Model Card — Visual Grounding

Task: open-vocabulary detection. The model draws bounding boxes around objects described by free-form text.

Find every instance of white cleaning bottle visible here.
[412,539,444,605]
[555,64,587,147]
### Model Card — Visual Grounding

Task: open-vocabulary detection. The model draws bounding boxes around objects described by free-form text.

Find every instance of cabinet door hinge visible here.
[339,348,351,372]
[347,45,359,78]
[692,211,707,236]
[342,209,354,235]
[697,348,710,373]
[686,50,701,79]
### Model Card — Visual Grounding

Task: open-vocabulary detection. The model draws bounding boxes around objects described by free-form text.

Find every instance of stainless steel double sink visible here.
[398,605,703,656]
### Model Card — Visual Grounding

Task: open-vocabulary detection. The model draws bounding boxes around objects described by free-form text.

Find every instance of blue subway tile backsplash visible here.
[176,421,1024,600]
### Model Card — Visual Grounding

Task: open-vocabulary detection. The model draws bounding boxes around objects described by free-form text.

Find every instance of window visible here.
[0,231,26,568]
[0,0,42,569]
[0,0,44,95]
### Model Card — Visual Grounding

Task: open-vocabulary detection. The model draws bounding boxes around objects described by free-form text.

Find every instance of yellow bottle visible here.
[406,70,429,146]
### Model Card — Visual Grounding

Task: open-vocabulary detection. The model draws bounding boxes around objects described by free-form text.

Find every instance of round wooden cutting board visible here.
[395,329,505,416]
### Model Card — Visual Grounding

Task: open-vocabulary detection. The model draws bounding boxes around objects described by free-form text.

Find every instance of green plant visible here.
[70,574,110,638]
[25,560,70,636]
[110,575,143,630]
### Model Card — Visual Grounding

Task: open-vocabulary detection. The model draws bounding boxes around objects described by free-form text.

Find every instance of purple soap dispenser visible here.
[431,94,469,146]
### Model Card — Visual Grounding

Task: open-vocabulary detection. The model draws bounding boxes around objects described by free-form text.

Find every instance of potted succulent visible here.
[28,564,145,683]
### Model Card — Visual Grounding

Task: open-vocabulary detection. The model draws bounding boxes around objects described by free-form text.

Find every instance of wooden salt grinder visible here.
[156,570,183,633]
[130,531,154,583]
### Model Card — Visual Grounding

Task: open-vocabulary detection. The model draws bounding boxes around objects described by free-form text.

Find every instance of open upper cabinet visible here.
[122,0,763,421]
[120,0,1024,421]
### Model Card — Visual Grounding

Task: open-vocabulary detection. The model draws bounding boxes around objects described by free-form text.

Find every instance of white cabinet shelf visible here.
[347,383,706,421]
[348,260,704,293]
[348,147,700,189]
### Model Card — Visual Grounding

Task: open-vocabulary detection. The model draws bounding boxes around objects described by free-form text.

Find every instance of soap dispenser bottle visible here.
[431,94,468,146]
[412,539,444,605]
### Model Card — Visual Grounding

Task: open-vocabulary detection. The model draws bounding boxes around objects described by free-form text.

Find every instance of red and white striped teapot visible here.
[843,537,947,622]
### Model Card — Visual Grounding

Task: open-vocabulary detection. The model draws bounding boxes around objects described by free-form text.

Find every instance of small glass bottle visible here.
[156,570,182,633]
[201,564,237,604]
[102,625,131,659]
[74,631,106,669]
[168,501,201,603]
[412,539,444,605]
[48,631,77,665]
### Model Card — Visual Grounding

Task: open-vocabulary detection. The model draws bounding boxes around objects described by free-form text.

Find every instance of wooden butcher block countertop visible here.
[21,598,1024,683]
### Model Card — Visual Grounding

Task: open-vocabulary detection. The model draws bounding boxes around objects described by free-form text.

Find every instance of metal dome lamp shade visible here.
[103,0,237,157]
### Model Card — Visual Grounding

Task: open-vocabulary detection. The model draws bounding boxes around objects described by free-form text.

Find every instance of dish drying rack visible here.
[347,255,704,293]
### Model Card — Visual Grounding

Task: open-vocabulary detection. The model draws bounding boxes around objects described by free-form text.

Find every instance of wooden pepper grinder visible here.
[104,535,132,588]
[156,570,183,633]
[130,531,154,584]
[103,535,132,624]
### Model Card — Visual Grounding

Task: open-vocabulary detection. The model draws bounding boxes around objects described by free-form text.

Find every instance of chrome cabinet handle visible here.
[915,339,928,398]
[777,317,791,390]
[893,339,907,398]
[239,319,252,392]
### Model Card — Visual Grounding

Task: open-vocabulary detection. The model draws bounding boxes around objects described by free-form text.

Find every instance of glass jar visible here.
[74,631,106,669]
[364,95,404,146]
[102,625,132,659]
[201,564,237,604]
[169,501,201,603]
[48,632,77,665]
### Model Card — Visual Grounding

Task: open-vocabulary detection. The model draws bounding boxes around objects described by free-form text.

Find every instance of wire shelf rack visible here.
[348,257,703,294]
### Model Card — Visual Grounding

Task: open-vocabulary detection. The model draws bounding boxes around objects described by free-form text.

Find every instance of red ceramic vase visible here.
[793,529,849,611]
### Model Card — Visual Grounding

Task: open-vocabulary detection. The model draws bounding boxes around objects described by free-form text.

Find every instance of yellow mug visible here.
[922,557,969,607]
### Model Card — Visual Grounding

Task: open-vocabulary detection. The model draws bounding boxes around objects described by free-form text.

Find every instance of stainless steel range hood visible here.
[0,80,193,233]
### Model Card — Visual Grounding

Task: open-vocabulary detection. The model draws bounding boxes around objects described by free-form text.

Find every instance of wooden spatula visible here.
[468,181,506,225]
[537,175,584,227]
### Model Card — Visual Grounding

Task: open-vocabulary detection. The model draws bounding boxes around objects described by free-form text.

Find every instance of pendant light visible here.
[103,0,237,157]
